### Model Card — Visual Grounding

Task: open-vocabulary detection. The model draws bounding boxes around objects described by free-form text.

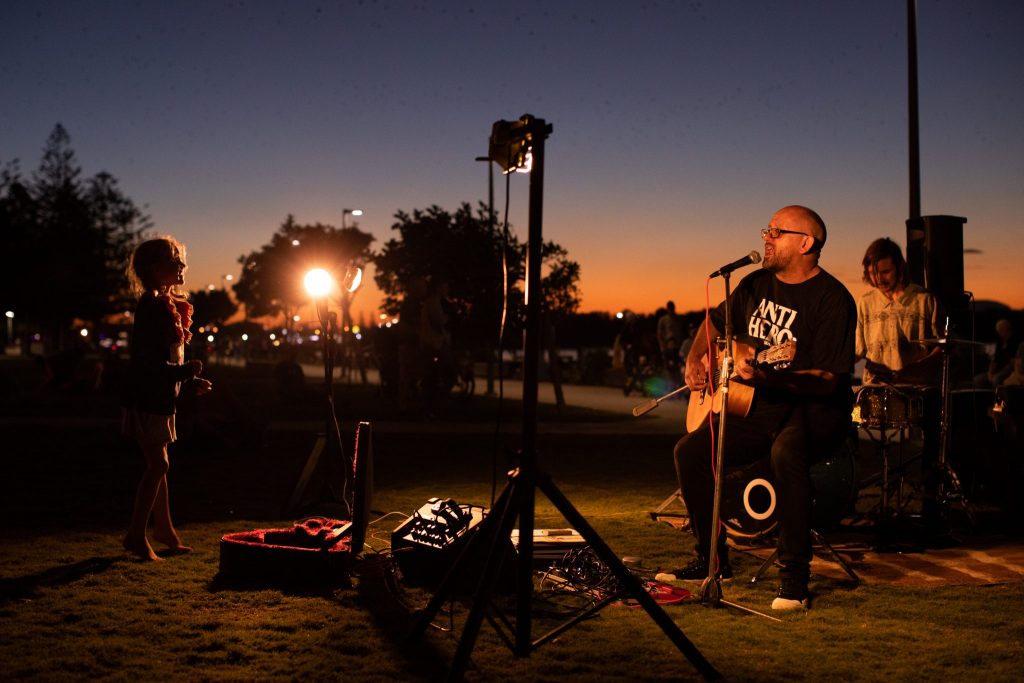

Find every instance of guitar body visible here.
[686,379,755,432]
[684,339,796,433]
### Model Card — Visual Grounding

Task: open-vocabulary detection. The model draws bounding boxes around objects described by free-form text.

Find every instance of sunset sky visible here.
[3,1,1022,320]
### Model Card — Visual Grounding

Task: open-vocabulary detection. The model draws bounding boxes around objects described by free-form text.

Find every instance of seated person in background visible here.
[1001,341,1024,387]
[855,237,942,386]
[981,319,1021,388]
[855,237,943,526]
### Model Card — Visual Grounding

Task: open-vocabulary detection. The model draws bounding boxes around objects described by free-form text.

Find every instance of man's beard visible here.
[763,248,790,273]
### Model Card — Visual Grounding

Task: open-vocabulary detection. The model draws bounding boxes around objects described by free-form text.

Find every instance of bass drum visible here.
[720,435,858,540]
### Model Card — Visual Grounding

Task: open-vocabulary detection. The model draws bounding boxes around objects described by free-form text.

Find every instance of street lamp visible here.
[4,310,12,347]
[342,208,363,229]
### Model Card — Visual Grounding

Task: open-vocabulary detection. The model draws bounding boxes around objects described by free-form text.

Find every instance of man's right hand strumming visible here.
[685,356,707,391]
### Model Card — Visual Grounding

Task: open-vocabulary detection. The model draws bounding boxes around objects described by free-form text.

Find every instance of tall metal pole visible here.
[514,128,545,655]
[905,0,926,285]
[908,0,921,221]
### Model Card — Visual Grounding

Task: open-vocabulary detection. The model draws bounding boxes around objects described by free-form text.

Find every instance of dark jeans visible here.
[674,400,849,582]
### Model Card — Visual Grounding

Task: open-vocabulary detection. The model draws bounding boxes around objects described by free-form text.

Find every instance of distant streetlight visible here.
[4,310,12,345]
[222,273,234,290]
[342,208,363,229]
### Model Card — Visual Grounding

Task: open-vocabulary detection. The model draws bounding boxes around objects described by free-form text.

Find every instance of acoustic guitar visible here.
[685,340,796,432]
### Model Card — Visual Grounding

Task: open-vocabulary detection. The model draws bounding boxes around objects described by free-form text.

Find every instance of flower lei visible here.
[159,293,194,345]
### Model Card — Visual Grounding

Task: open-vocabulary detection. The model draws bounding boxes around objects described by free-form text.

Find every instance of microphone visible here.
[709,250,762,279]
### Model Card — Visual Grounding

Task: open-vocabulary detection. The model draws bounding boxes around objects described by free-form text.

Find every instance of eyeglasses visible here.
[761,227,811,240]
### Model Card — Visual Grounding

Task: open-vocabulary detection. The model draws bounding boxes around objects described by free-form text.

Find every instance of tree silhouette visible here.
[373,202,580,354]
[233,215,374,325]
[188,288,238,329]
[0,124,150,352]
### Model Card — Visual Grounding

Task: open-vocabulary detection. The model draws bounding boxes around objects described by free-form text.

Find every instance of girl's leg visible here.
[123,440,170,561]
[151,473,191,552]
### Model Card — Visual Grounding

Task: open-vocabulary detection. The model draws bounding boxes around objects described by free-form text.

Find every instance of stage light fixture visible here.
[488,114,542,174]
[342,266,363,293]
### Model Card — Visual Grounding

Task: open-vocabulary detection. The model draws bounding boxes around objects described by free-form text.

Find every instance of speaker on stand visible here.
[906,214,969,324]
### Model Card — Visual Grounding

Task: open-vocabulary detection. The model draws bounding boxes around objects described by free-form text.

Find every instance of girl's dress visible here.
[121,292,195,444]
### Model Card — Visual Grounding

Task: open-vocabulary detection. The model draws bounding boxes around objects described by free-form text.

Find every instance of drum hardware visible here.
[856,450,923,520]
[854,384,923,529]
[920,331,978,525]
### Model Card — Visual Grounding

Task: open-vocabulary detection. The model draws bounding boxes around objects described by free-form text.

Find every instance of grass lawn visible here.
[1,359,1022,681]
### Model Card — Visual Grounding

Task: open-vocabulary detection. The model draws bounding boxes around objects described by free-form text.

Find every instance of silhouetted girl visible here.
[121,236,212,561]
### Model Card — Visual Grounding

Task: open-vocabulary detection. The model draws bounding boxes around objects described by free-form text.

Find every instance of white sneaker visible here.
[771,580,809,611]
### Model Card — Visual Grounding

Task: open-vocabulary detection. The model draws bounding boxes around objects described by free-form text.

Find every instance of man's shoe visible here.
[655,555,732,583]
[771,578,809,611]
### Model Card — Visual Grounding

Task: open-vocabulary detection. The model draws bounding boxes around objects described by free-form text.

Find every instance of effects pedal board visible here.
[391,497,514,592]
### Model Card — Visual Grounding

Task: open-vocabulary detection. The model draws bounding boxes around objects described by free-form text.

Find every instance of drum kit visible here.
[853,333,990,533]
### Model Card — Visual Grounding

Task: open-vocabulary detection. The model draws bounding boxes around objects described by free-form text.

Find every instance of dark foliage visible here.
[0,124,150,351]
[373,202,580,353]
[233,215,374,323]
[188,288,238,328]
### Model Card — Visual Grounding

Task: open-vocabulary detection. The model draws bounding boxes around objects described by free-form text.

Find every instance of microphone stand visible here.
[701,271,780,622]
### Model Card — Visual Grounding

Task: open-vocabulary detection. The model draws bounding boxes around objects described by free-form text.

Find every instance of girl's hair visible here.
[126,236,187,297]
[861,237,910,288]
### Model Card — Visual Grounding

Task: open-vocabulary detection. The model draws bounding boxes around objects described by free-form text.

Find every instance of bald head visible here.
[773,205,826,251]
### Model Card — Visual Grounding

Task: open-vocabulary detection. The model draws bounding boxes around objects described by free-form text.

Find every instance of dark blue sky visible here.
[3,1,1022,315]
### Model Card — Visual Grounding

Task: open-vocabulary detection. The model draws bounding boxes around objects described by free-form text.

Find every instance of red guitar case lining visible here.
[219,517,353,583]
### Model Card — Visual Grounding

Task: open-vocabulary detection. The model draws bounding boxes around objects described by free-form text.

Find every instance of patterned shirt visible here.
[855,283,940,385]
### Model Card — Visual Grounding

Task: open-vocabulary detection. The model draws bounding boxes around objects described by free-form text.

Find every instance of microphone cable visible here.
[490,169,514,508]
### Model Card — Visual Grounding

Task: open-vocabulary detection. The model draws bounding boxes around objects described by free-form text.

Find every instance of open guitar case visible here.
[218,422,373,584]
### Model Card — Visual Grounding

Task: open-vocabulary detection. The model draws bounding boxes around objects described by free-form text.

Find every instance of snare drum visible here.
[854,385,924,429]
[720,436,858,539]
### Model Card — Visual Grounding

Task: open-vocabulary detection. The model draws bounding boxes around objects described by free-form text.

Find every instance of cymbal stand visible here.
[701,271,780,622]
[934,337,976,525]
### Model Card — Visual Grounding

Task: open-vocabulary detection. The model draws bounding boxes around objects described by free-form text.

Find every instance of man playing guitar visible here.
[665,205,857,611]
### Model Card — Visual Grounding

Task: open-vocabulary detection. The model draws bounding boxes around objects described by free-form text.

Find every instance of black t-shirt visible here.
[711,267,856,413]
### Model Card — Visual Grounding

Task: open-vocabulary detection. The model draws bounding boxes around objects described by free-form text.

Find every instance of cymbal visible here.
[917,337,986,347]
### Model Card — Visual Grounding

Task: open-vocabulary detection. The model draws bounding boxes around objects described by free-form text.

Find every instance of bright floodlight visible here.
[343,266,363,293]
[304,268,334,298]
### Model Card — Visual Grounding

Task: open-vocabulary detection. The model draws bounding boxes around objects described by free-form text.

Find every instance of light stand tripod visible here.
[699,272,780,622]
[408,115,719,681]
[284,276,356,518]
